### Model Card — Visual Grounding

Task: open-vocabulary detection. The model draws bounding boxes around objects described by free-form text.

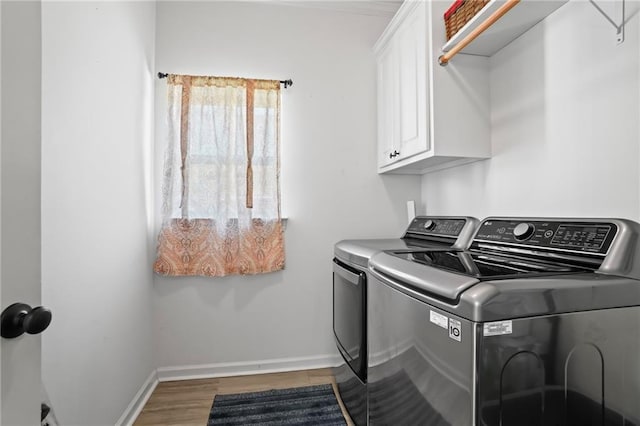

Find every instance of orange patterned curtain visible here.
[154,75,285,277]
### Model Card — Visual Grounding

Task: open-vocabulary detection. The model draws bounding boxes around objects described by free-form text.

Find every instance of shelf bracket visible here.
[589,0,625,45]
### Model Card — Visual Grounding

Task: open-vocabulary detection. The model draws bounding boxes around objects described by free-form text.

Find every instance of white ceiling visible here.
[156,1,403,18]
[267,1,403,17]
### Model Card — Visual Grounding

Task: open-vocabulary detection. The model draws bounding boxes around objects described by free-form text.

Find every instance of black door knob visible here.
[1,303,52,339]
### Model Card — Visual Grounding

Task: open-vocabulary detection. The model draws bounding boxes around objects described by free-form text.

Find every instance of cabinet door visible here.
[396,4,428,160]
[377,42,398,167]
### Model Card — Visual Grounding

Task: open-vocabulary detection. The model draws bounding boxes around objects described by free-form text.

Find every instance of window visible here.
[154,75,285,277]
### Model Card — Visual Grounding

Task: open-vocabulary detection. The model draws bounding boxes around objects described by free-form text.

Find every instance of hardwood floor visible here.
[133,368,355,425]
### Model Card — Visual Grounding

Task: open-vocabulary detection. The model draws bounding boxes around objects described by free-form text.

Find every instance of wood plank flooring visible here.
[134,368,355,425]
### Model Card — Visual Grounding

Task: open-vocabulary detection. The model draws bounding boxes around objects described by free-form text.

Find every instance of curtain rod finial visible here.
[158,72,169,79]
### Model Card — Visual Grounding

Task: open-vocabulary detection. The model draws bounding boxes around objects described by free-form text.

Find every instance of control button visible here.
[423,220,436,231]
[544,230,554,238]
[513,222,536,241]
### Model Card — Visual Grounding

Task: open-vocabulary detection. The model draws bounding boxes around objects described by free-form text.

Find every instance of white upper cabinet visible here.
[397,5,428,162]
[375,1,491,174]
[376,41,398,166]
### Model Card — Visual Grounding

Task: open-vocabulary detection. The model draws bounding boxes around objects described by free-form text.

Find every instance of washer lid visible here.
[334,239,413,268]
[386,249,594,280]
[370,250,640,321]
[369,251,479,303]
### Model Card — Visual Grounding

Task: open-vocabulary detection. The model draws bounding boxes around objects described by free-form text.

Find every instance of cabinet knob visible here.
[389,150,400,159]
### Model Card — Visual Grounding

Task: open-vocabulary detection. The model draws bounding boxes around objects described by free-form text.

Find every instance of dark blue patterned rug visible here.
[207,384,346,426]
[207,383,347,425]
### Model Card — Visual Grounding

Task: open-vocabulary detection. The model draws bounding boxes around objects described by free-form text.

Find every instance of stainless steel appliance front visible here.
[477,307,640,426]
[368,278,474,425]
[368,272,640,426]
[333,259,367,382]
[333,258,368,425]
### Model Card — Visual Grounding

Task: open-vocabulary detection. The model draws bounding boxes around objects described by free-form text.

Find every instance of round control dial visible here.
[423,220,436,231]
[513,222,535,241]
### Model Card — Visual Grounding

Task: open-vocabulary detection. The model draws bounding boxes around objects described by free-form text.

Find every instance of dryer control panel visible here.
[406,217,467,238]
[474,219,617,255]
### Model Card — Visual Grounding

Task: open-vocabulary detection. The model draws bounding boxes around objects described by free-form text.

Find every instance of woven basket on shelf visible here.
[444,0,491,40]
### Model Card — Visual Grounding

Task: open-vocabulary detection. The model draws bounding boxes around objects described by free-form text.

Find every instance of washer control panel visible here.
[474,219,617,254]
[406,217,467,238]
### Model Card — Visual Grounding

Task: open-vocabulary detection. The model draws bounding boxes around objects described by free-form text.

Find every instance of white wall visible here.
[153,2,421,372]
[41,2,156,425]
[422,1,640,221]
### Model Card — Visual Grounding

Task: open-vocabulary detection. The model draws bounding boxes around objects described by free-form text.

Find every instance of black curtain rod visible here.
[157,72,293,89]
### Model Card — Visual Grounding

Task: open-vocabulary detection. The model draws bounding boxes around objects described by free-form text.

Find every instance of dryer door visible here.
[333,258,366,381]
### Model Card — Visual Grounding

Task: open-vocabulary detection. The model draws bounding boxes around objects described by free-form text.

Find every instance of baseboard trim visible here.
[116,370,158,426]
[156,354,343,382]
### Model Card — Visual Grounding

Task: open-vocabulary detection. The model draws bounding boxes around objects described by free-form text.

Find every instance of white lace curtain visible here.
[154,75,285,277]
